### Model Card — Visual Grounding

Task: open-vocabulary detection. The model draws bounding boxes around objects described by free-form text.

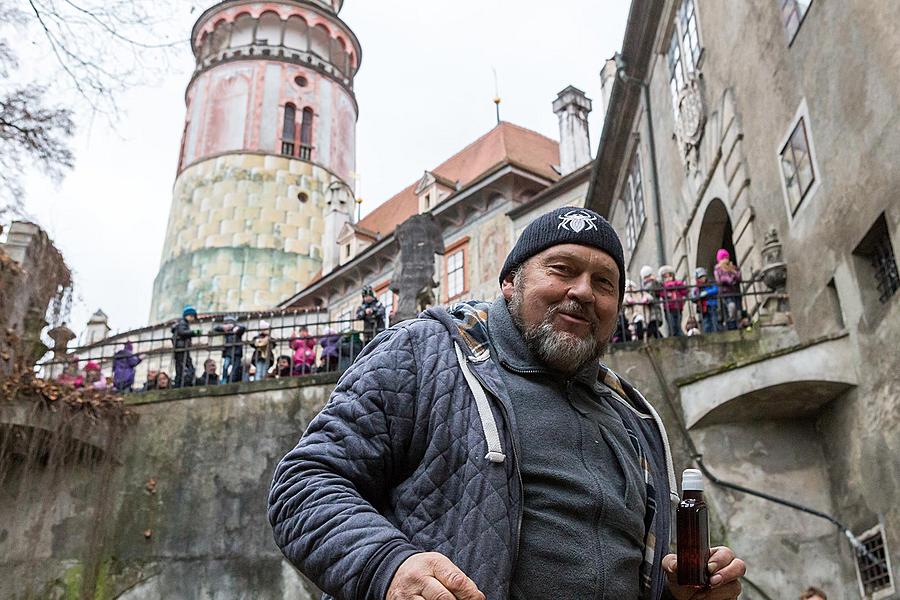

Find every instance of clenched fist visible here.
[387,552,485,600]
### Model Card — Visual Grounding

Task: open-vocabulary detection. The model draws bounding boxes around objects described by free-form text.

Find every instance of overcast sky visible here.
[18,1,629,339]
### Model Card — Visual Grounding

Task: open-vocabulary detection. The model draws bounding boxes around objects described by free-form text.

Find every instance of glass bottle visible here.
[677,468,710,588]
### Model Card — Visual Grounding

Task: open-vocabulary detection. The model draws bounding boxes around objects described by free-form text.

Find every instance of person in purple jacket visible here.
[318,327,340,372]
[112,341,142,392]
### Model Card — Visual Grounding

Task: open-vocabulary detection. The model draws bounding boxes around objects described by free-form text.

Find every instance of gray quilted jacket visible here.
[268,301,678,600]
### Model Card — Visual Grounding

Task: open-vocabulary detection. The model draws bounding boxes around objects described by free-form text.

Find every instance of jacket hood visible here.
[422,299,493,361]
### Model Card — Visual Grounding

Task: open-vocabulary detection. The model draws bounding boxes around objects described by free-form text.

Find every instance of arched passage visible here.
[696,198,736,274]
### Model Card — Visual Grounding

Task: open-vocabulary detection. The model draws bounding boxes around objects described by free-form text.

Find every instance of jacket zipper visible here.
[469,361,526,568]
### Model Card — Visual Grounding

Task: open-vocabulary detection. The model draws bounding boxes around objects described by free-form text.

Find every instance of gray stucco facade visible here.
[588,1,900,597]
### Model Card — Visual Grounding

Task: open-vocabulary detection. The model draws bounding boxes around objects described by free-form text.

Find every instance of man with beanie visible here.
[356,284,386,347]
[269,206,746,600]
[171,305,200,388]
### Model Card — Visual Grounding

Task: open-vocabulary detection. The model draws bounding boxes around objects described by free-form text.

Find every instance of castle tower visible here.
[149,0,360,322]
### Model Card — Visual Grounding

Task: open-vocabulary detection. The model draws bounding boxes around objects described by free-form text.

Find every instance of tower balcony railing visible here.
[279,140,314,161]
[196,43,354,89]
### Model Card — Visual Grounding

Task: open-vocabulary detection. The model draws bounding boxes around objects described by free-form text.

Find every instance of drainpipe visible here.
[614,52,666,266]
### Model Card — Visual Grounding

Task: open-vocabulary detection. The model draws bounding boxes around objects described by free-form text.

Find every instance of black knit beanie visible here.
[499,206,626,303]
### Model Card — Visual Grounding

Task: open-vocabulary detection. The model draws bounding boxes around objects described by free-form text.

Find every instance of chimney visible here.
[83,309,111,346]
[553,86,593,176]
[599,58,619,122]
[322,181,353,274]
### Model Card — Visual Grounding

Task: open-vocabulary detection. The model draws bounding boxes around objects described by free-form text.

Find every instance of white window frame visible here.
[622,149,647,253]
[446,249,465,299]
[777,99,821,223]
[667,0,703,112]
[780,0,813,45]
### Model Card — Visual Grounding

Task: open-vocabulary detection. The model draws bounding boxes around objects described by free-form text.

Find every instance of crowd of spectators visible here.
[613,248,750,343]
[55,287,388,392]
[54,251,748,391]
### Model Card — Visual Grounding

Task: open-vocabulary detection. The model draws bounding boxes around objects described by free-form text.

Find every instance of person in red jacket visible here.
[659,265,687,337]
[659,265,688,337]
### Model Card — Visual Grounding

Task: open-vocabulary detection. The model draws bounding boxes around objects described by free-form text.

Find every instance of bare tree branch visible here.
[0,0,191,213]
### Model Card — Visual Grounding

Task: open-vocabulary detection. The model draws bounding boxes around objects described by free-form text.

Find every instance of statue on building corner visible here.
[390,214,445,323]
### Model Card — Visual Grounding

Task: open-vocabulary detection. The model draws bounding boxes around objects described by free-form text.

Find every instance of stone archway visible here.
[696,198,736,275]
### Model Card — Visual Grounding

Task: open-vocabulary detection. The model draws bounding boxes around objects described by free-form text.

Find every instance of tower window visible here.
[297,192,309,203]
[281,103,296,156]
[294,75,308,87]
[299,107,314,160]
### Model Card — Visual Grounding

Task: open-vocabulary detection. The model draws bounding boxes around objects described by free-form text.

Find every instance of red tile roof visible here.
[358,122,559,237]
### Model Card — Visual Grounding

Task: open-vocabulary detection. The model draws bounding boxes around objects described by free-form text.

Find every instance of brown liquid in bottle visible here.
[677,480,710,588]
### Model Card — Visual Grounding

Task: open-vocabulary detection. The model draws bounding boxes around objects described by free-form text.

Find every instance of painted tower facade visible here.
[150,0,360,322]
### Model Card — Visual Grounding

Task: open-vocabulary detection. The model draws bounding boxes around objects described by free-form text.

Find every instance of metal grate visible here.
[870,231,900,304]
[855,524,895,600]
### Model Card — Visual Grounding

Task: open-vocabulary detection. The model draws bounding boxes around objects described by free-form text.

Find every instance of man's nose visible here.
[566,275,594,304]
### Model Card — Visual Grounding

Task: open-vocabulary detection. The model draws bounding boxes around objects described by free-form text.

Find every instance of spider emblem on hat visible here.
[557,210,598,233]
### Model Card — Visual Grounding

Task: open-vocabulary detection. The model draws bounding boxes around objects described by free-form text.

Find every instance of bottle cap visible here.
[682,468,704,492]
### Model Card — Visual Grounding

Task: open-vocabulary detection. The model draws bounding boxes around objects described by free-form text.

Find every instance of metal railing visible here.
[612,276,780,343]
[37,313,384,394]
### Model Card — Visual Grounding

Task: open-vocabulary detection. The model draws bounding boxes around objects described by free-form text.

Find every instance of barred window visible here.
[623,150,646,253]
[854,215,899,306]
[854,524,895,599]
[779,117,816,215]
[447,249,465,299]
[781,0,813,44]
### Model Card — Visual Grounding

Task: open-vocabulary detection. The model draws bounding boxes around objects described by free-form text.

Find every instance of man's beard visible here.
[507,272,608,375]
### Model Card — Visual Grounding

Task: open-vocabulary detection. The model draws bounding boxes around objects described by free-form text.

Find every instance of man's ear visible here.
[501,275,515,300]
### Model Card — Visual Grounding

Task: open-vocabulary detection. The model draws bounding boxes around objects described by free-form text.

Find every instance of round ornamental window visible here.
[294,75,308,87]
[298,192,309,203]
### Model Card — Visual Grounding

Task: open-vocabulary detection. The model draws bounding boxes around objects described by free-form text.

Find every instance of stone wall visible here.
[4,325,874,598]
[0,375,336,599]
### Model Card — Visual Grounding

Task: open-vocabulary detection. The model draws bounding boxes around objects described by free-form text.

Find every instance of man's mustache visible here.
[548,300,600,330]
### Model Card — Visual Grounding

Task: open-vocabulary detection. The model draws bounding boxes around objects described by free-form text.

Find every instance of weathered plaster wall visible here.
[0,376,336,599]
[603,328,860,598]
[182,60,357,183]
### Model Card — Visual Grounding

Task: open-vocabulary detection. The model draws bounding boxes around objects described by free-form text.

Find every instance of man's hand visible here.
[387,552,485,600]
[663,546,746,599]
[366,308,373,315]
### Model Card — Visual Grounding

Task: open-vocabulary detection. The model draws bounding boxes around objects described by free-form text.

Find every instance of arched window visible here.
[284,16,308,50]
[299,107,314,160]
[281,103,296,156]
[310,24,330,60]
[331,37,349,74]
[208,20,231,56]
[230,13,255,47]
[256,12,282,46]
